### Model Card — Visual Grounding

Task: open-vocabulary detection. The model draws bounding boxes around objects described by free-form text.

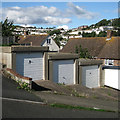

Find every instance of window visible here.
[105,59,114,66]
[47,39,51,44]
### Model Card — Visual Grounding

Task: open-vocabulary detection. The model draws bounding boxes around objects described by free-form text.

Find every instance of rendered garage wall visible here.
[0,47,12,69]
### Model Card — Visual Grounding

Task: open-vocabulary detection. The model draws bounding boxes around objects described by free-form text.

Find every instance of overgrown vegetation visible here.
[17,80,31,92]
[75,45,92,59]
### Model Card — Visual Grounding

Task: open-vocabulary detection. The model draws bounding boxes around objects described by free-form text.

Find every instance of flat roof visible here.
[78,59,103,66]
[48,52,79,60]
[1,46,49,53]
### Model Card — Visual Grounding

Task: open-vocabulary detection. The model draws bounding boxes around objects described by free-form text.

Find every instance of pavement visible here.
[1,72,119,118]
[33,91,119,112]
[32,80,119,112]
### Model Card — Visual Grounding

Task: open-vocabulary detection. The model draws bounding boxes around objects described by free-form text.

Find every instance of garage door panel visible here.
[16,53,43,80]
[53,60,75,85]
[82,65,99,88]
[105,69,120,90]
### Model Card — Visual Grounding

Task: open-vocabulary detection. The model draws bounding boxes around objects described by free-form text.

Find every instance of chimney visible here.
[106,30,112,41]
[107,30,112,38]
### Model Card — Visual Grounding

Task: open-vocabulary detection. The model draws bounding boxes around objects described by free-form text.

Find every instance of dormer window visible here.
[47,38,51,44]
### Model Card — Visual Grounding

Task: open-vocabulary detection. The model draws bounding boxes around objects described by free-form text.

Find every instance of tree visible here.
[53,36,63,47]
[48,29,61,36]
[75,45,92,58]
[95,19,110,27]
[2,18,16,37]
[82,32,96,37]
[112,18,120,27]
[97,31,107,37]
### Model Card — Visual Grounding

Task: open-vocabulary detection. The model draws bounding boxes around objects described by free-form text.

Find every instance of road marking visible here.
[0,97,46,105]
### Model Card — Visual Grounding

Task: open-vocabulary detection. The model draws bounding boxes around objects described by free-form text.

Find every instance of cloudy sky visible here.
[1,2,118,29]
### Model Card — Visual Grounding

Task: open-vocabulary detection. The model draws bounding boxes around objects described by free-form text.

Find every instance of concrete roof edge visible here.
[11,46,49,52]
[48,53,79,60]
[78,59,103,66]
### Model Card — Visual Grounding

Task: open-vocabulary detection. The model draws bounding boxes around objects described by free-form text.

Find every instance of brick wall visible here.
[114,60,120,66]
[4,68,32,89]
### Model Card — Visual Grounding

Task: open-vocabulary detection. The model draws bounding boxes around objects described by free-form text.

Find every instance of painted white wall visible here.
[105,69,120,90]
[69,31,79,35]
[42,37,59,51]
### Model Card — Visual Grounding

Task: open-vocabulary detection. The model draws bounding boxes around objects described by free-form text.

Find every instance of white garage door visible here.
[105,69,120,90]
[53,60,75,85]
[16,52,43,81]
[82,65,100,88]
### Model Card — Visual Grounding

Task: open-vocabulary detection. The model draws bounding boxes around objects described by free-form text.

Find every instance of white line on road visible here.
[0,97,46,105]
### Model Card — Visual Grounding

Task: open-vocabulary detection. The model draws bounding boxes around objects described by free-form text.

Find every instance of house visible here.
[18,35,60,52]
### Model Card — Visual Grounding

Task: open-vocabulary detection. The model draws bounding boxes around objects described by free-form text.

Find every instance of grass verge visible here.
[50,103,116,113]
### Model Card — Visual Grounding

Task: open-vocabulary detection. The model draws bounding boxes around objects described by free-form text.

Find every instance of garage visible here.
[79,59,103,88]
[53,60,75,84]
[44,53,79,85]
[16,52,44,81]
[82,65,100,88]
[103,66,120,90]
[1,46,49,81]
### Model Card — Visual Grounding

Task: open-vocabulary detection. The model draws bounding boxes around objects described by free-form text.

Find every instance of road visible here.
[1,73,119,118]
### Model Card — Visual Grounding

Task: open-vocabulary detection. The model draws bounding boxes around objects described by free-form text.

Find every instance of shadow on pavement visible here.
[32,81,51,91]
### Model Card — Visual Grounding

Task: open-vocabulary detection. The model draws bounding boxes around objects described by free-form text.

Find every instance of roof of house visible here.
[98,37,120,59]
[18,35,49,46]
[61,37,120,60]
[61,37,106,57]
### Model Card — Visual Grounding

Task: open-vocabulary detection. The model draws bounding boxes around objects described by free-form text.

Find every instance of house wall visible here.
[103,59,120,66]
[42,37,59,51]
[114,60,120,66]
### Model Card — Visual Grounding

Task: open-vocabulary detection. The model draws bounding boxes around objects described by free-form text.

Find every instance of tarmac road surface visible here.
[1,73,119,118]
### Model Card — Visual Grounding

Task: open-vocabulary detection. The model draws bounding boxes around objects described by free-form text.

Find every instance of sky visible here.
[1,2,119,29]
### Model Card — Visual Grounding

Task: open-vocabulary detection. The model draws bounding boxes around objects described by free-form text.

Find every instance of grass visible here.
[50,103,116,113]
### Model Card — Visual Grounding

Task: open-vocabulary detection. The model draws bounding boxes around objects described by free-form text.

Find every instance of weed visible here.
[17,80,31,92]
[57,82,65,86]
[107,92,111,96]
[71,89,87,98]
